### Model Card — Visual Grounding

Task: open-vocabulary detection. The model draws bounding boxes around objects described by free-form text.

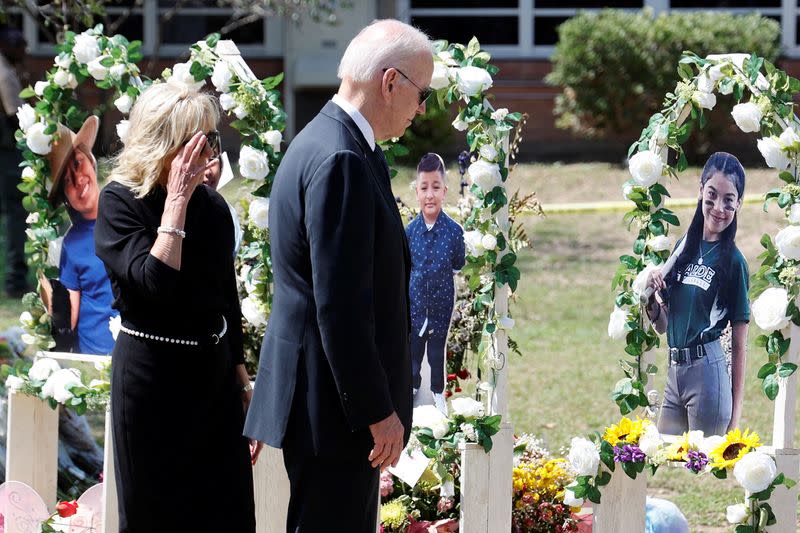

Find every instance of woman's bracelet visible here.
[157,225,186,238]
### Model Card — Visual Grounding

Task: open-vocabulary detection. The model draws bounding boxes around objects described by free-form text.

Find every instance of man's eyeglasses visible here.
[205,130,221,157]
[383,67,433,106]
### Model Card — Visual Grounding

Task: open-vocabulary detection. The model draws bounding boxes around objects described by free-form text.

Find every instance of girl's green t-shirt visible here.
[666,239,750,349]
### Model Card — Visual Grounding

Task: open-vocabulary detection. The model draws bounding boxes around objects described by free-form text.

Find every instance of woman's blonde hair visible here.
[109,82,220,197]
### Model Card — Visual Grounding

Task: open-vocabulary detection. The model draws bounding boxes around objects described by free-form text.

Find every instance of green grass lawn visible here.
[1,162,796,531]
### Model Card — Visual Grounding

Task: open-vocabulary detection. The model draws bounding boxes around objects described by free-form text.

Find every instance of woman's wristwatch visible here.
[242,382,254,393]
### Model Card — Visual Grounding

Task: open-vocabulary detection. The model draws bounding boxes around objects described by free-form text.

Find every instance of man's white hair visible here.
[337,19,433,83]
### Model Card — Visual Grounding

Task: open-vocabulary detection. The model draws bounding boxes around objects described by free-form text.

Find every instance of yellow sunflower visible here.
[709,429,761,470]
[603,416,651,446]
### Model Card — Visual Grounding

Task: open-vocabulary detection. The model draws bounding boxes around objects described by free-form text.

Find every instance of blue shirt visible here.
[406,211,465,338]
[60,217,117,355]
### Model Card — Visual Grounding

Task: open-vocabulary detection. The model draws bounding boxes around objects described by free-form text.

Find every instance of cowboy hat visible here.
[47,115,99,207]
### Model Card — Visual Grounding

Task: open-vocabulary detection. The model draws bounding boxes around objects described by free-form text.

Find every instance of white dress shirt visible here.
[331,94,375,150]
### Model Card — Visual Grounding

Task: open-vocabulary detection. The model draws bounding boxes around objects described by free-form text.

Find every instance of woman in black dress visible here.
[94,81,256,532]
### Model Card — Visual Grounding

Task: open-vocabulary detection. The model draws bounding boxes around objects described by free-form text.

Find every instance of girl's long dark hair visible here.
[664,152,745,310]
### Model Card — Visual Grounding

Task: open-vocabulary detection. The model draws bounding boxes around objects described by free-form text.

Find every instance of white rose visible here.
[479,144,498,162]
[109,64,127,80]
[450,397,485,418]
[5,375,24,392]
[34,81,49,97]
[776,225,800,260]
[89,379,108,389]
[700,435,726,457]
[239,145,270,180]
[692,90,716,110]
[563,486,584,508]
[455,66,493,97]
[481,233,497,251]
[751,287,791,332]
[726,503,749,525]
[464,230,484,257]
[780,127,800,151]
[789,204,800,225]
[436,50,457,66]
[114,93,133,114]
[47,236,63,268]
[248,197,270,229]
[607,306,628,341]
[638,424,663,457]
[19,311,33,325]
[53,69,72,88]
[219,93,237,111]
[731,102,762,133]
[430,62,450,91]
[87,57,109,80]
[628,150,663,187]
[758,137,791,170]
[20,334,36,345]
[452,117,468,131]
[25,210,39,224]
[72,33,100,64]
[116,120,130,142]
[42,368,83,403]
[468,160,501,191]
[413,404,447,428]
[686,430,705,451]
[211,61,234,93]
[498,315,515,330]
[733,451,777,493]
[431,418,451,439]
[708,64,725,82]
[263,130,282,153]
[632,264,658,298]
[108,315,121,341]
[648,235,672,252]
[696,73,714,93]
[234,105,249,119]
[25,122,52,155]
[241,296,267,327]
[28,358,61,382]
[567,436,600,477]
[54,54,71,70]
[460,422,477,442]
[16,104,36,133]
[491,108,509,121]
[168,62,205,92]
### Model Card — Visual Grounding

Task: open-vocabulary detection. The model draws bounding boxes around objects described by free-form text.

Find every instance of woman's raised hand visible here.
[647,268,666,292]
[166,131,209,201]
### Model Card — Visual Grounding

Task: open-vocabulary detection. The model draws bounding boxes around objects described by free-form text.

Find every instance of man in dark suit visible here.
[244,19,434,532]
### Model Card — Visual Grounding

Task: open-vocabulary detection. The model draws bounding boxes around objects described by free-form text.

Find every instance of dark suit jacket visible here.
[243,101,412,457]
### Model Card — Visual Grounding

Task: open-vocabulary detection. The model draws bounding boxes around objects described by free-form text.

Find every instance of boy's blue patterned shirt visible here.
[406,210,466,338]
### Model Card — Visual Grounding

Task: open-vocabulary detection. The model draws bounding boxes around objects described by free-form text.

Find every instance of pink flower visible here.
[379,470,394,498]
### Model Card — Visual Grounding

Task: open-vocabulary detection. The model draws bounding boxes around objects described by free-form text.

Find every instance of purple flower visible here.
[685,450,709,473]
[614,444,646,463]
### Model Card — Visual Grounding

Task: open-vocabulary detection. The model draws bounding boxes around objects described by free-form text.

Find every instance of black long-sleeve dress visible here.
[94,181,255,533]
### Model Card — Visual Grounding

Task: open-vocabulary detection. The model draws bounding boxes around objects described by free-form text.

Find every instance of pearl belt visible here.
[120,316,228,346]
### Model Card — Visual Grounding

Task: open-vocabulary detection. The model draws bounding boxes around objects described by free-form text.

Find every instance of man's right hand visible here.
[368,411,404,471]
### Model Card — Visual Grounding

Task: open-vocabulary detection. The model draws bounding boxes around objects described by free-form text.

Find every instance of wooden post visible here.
[592,470,647,533]
[102,408,118,533]
[254,445,290,533]
[773,324,799,448]
[5,391,59,508]
[459,442,490,533]
[766,448,800,533]
[487,423,513,530]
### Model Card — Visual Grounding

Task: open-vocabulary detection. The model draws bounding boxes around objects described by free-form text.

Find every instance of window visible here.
[402,0,800,59]
[18,0,282,57]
